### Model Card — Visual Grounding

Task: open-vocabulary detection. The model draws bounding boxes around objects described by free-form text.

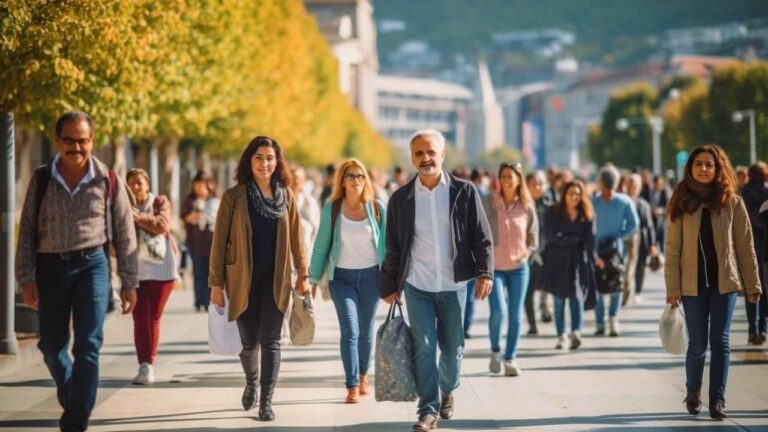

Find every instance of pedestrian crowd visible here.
[14,111,766,431]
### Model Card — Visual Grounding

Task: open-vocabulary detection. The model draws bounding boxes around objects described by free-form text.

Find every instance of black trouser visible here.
[236,266,283,403]
[525,282,536,330]
[745,259,768,334]
[635,252,648,295]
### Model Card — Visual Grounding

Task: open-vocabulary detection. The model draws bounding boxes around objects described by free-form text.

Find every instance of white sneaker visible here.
[489,351,502,374]
[132,362,155,385]
[504,360,521,377]
[555,334,570,350]
[634,295,643,304]
[570,331,582,350]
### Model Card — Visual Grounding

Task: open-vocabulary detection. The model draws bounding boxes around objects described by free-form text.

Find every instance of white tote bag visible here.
[659,304,689,355]
[208,294,242,355]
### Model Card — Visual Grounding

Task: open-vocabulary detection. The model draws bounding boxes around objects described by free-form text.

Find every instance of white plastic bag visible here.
[659,304,689,355]
[208,294,242,355]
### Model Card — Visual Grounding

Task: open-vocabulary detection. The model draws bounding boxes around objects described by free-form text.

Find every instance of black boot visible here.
[258,375,276,421]
[258,397,275,421]
[683,389,701,415]
[239,352,259,411]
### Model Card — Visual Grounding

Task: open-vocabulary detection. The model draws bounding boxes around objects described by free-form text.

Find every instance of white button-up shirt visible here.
[406,172,464,293]
[51,155,95,197]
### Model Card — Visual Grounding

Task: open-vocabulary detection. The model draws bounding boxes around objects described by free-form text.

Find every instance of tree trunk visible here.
[160,136,180,207]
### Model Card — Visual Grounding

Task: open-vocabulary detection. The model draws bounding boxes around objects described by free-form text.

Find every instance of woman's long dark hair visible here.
[186,171,218,200]
[556,180,594,221]
[667,144,738,221]
[234,136,292,187]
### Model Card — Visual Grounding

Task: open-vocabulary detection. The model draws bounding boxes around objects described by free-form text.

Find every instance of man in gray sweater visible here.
[15,111,138,432]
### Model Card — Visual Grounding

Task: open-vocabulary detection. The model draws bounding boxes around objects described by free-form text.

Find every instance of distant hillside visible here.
[373,0,768,69]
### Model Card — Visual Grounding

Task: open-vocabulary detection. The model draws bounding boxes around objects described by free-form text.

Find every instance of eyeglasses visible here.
[692,161,715,170]
[499,161,522,170]
[59,136,92,146]
[344,173,366,182]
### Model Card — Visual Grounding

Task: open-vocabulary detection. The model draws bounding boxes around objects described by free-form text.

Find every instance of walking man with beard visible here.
[380,129,494,431]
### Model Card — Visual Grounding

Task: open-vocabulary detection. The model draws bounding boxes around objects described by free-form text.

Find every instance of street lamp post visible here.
[616,116,664,175]
[732,109,756,165]
[570,117,599,171]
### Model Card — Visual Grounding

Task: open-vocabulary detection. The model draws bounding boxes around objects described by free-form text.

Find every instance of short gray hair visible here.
[599,165,620,191]
[409,129,446,150]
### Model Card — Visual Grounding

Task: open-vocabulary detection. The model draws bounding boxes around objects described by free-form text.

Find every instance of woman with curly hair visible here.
[208,136,308,421]
[665,144,762,420]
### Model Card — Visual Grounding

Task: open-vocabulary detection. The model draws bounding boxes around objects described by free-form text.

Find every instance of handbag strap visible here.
[386,301,404,322]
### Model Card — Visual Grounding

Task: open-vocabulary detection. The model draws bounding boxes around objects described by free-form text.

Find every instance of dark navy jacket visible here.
[379,171,493,298]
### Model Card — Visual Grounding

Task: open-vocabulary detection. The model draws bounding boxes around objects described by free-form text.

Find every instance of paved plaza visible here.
[1,270,767,431]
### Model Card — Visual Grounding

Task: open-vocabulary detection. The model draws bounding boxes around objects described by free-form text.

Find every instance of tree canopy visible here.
[0,0,394,167]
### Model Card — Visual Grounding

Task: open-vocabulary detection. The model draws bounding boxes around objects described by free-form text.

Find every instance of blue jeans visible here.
[329,266,380,388]
[682,289,737,404]
[594,291,623,329]
[190,252,210,309]
[36,248,110,431]
[404,282,467,416]
[554,295,583,336]
[488,264,529,360]
[463,279,476,333]
[745,260,768,334]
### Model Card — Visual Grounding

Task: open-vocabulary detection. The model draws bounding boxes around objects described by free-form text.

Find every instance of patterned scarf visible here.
[247,178,286,219]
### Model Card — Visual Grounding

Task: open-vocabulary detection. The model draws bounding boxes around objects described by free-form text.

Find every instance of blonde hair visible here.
[328,158,376,205]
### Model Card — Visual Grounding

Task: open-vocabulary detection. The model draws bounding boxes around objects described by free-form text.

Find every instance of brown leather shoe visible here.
[709,400,727,420]
[412,414,438,431]
[345,387,359,404]
[359,375,370,395]
[439,394,454,419]
[683,389,701,415]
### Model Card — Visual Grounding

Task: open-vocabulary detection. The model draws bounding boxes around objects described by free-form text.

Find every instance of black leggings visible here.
[236,266,284,397]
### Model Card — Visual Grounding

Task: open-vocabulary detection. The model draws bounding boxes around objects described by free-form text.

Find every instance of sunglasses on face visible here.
[344,173,366,182]
[499,161,522,170]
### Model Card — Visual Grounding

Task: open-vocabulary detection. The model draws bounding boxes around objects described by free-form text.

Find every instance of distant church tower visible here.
[466,60,505,162]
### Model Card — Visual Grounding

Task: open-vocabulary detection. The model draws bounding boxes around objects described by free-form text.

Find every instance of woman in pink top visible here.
[482,162,539,376]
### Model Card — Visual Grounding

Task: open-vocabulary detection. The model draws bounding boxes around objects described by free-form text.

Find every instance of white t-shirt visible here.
[336,213,378,270]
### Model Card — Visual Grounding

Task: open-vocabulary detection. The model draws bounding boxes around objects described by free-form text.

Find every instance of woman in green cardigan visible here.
[309,158,386,403]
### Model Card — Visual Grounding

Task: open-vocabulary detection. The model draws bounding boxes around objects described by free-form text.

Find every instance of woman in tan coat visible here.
[209,136,308,421]
[665,144,761,420]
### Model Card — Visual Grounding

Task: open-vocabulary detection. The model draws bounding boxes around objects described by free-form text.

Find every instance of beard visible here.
[418,162,438,176]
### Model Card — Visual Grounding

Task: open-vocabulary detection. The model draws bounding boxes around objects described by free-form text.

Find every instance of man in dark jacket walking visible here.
[380,130,494,432]
[625,174,658,305]
[742,163,768,344]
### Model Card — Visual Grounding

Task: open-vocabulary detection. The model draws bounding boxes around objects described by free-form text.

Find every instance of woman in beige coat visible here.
[209,136,308,421]
[665,144,761,420]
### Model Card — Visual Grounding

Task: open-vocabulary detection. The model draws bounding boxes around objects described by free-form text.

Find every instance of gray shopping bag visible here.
[375,302,418,402]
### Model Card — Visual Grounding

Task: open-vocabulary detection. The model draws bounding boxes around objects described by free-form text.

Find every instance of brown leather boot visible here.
[359,375,370,396]
[345,387,359,404]
[684,389,701,415]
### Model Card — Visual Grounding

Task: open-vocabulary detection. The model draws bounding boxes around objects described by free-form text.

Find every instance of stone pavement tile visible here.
[2,271,768,431]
